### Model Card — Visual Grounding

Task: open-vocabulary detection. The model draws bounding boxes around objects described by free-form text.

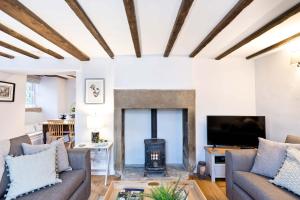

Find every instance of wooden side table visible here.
[75,141,113,186]
[204,146,240,182]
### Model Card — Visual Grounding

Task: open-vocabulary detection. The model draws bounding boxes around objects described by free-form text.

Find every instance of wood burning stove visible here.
[144,109,166,176]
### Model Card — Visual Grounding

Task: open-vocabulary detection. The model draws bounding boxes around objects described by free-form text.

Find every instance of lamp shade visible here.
[291,51,300,67]
[87,115,101,129]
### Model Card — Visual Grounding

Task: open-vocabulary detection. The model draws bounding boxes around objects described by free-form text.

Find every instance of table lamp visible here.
[87,115,101,143]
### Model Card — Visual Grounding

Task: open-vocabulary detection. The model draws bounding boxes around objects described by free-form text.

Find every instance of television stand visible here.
[204,146,241,182]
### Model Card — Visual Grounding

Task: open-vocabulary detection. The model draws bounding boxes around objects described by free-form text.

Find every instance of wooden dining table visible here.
[42,120,74,144]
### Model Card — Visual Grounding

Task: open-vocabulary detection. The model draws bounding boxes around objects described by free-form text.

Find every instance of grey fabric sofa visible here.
[226,135,300,200]
[0,135,91,200]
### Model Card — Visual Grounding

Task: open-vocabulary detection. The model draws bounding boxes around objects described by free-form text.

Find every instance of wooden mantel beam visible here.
[0,23,64,59]
[164,0,194,57]
[246,32,300,59]
[123,0,141,58]
[215,3,300,60]
[0,51,14,59]
[0,40,39,59]
[189,0,253,58]
[65,0,114,59]
[0,0,89,61]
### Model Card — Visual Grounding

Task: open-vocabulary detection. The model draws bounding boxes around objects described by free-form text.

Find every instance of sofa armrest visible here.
[68,148,91,171]
[225,149,257,200]
[67,148,91,199]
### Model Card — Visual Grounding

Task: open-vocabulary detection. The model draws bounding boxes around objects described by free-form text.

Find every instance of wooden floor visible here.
[89,175,227,200]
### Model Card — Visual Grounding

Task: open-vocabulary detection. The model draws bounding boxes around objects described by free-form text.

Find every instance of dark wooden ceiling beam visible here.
[0,23,64,59]
[123,0,141,57]
[189,0,253,58]
[68,75,76,78]
[0,0,89,61]
[164,0,194,57]
[0,40,39,59]
[65,0,114,59]
[44,75,68,80]
[215,3,300,60]
[0,51,14,59]
[246,32,300,59]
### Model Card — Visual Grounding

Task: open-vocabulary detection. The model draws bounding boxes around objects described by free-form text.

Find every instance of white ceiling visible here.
[0,0,299,60]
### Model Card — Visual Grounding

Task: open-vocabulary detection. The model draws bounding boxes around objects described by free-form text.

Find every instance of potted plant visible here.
[69,103,76,119]
[144,179,188,200]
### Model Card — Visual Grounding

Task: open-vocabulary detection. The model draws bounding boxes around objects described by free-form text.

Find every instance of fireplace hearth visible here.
[144,109,166,176]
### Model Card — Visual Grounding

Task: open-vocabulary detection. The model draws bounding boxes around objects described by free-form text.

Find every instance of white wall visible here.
[75,60,114,174]
[255,50,300,142]
[0,56,257,171]
[35,77,75,121]
[66,78,76,112]
[0,71,26,140]
[193,57,256,161]
[25,112,44,124]
[114,57,193,89]
[38,77,64,119]
[76,56,256,165]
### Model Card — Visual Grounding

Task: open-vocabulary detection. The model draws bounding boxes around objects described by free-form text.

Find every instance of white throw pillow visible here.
[5,147,61,200]
[22,138,72,172]
[270,147,300,196]
[251,138,300,178]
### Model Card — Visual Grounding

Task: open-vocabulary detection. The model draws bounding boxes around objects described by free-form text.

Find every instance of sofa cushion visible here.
[9,135,31,156]
[5,147,61,199]
[285,135,300,144]
[0,171,8,199]
[22,138,72,172]
[232,184,253,200]
[0,139,10,198]
[0,135,31,198]
[271,148,300,196]
[15,169,85,200]
[251,138,300,178]
[233,171,299,200]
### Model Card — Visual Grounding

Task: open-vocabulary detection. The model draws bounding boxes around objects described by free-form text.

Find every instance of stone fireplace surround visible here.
[114,89,196,175]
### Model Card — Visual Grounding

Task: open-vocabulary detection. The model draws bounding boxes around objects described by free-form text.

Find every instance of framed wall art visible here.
[0,81,15,102]
[85,78,105,104]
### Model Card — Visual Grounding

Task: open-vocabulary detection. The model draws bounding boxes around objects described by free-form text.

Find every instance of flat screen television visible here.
[207,116,266,147]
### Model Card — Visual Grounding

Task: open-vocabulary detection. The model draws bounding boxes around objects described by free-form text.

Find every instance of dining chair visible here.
[47,120,65,143]
[67,120,75,148]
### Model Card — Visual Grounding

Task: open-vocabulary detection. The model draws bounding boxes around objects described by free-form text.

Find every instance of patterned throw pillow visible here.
[251,138,300,178]
[5,147,61,200]
[270,147,300,196]
[22,138,72,172]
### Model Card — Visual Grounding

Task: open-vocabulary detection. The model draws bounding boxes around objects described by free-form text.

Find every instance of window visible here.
[25,82,37,108]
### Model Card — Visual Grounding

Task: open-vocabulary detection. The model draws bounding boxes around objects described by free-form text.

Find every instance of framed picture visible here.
[0,81,15,102]
[85,78,105,104]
